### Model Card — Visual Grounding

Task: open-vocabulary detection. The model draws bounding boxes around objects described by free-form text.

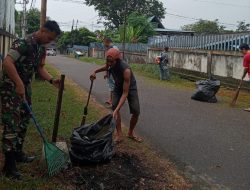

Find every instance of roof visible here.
[148,16,165,29]
[148,16,194,35]
[155,28,194,33]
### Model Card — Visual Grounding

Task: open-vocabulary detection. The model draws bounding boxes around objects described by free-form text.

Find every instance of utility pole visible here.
[21,0,28,38]
[40,0,47,28]
[36,0,47,80]
[71,19,75,31]
[76,19,78,30]
[72,19,78,47]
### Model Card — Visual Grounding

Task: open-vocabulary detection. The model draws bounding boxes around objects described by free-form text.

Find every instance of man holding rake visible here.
[0,20,61,180]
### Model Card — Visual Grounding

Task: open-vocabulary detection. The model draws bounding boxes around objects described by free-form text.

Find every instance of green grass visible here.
[130,63,195,89]
[0,64,102,190]
[69,55,105,66]
[79,57,105,65]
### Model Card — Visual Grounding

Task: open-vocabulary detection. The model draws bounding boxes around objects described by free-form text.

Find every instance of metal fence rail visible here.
[148,32,250,51]
[89,32,250,53]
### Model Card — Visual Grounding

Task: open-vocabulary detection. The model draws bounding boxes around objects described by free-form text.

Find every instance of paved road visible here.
[48,55,250,190]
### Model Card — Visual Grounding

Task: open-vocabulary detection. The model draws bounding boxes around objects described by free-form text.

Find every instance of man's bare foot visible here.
[114,135,123,144]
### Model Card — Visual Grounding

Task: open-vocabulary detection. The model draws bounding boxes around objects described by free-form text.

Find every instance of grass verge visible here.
[0,64,191,189]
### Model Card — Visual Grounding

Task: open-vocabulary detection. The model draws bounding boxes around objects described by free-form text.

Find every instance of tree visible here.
[119,12,155,43]
[57,27,96,49]
[84,0,166,28]
[181,19,225,34]
[236,21,250,32]
[15,8,41,37]
[26,9,41,34]
[15,10,22,36]
[57,31,72,49]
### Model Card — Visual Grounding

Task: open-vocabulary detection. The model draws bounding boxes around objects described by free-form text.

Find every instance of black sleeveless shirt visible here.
[109,60,137,92]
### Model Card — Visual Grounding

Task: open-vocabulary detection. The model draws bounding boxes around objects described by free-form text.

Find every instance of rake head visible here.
[44,141,69,177]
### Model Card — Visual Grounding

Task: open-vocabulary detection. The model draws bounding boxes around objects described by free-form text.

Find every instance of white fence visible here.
[148,32,250,51]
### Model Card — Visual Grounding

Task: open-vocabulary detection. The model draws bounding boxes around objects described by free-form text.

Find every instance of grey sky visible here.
[16,0,250,31]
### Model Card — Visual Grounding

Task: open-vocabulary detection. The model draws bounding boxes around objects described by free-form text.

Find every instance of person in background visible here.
[103,37,118,107]
[158,47,170,80]
[239,43,250,112]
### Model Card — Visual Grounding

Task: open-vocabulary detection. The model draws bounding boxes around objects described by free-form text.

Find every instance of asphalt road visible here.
[48,55,250,190]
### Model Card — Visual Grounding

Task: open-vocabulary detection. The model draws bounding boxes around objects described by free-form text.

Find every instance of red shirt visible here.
[243,52,250,77]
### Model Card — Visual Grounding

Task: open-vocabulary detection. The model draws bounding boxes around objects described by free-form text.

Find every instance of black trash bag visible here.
[69,114,116,164]
[191,79,221,103]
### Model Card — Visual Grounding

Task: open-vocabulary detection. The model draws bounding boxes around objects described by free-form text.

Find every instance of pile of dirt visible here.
[59,152,165,189]
[56,142,191,190]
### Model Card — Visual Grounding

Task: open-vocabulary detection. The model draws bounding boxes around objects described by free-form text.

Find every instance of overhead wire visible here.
[165,11,238,28]
[193,0,250,9]
[50,0,84,4]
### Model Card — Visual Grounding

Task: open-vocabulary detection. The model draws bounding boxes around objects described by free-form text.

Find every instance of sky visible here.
[15,0,250,32]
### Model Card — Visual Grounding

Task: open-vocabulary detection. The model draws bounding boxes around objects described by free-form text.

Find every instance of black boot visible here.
[2,151,22,180]
[15,143,35,163]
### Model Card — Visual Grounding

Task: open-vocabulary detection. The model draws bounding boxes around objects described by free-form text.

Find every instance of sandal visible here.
[244,108,250,112]
[105,101,112,105]
[127,135,143,143]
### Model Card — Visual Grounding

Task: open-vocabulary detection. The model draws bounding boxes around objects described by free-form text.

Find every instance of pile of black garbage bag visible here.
[191,78,221,103]
[70,114,116,164]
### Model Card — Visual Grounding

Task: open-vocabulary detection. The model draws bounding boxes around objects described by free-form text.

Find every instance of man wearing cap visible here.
[90,48,142,143]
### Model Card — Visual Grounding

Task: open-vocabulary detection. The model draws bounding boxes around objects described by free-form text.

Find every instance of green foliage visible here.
[236,21,250,32]
[85,12,155,44]
[74,27,97,45]
[117,12,155,43]
[57,27,96,49]
[57,31,71,49]
[181,19,225,34]
[85,0,166,28]
[26,9,41,34]
[15,8,41,37]
[127,12,155,43]
[15,10,21,36]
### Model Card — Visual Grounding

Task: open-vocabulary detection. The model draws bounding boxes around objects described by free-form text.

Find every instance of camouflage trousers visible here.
[1,81,32,153]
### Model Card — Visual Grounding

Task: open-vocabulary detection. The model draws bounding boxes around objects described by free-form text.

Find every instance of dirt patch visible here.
[65,152,159,189]
[58,151,175,190]
[54,139,191,190]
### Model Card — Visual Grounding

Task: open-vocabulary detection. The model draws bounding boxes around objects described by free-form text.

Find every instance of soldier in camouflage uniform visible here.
[0,20,61,180]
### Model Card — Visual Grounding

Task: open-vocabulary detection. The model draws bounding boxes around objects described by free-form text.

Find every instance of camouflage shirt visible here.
[1,33,46,86]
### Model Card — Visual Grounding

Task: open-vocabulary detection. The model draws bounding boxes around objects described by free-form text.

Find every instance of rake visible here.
[23,100,69,177]
[231,79,243,107]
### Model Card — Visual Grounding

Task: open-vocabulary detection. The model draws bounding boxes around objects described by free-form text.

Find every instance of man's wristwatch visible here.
[49,78,54,84]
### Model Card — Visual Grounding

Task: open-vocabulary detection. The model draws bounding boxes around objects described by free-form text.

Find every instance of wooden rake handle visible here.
[80,80,94,126]
[52,74,65,142]
[230,79,243,107]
